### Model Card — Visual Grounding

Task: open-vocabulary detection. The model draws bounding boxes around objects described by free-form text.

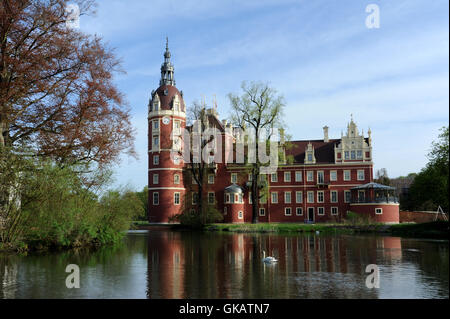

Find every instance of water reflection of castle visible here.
[146,231,402,299]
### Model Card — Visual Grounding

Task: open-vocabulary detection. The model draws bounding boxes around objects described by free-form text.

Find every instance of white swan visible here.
[262,250,278,263]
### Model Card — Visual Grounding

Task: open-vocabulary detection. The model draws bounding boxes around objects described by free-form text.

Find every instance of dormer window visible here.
[152,95,160,112]
[307,154,313,162]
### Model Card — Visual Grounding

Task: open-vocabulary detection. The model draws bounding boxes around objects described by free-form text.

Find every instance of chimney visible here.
[323,126,329,143]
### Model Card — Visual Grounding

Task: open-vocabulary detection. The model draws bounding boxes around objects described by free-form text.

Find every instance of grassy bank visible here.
[388,221,449,239]
[203,221,449,239]
[204,223,386,234]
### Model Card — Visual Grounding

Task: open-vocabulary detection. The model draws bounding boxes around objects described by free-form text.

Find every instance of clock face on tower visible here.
[162,116,170,125]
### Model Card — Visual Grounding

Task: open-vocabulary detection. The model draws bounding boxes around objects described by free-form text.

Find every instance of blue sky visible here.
[80,0,449,191]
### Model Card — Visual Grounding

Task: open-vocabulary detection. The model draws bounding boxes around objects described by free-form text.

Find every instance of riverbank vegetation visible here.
[0,155,144,252]
[203,221,449,239]
[376,127,449,213]
[0,1,137,252]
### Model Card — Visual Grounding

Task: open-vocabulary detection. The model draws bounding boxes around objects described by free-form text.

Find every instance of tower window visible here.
[153,192,159,205]
[208,192,215,205]
[153,174,159,185]
[153,155,159,165]
[174,174,180,184]
[152,136,159,150]
[174,193,180,205]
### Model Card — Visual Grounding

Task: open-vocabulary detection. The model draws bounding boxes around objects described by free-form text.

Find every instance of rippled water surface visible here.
[1,230,448,299]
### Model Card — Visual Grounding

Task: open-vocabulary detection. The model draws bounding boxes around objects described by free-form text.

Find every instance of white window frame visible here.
[208,192,215,205]
[271,172,278,182]
[259,208,265,216]
[295,171,302,182]
[284,171,291,182]
[357,150,363,159]
[343,170,351,181]
[296,191,303,203]
[153,174,159,185]
[331,190,338,203]
[375,208,383,215]
[174,174,180,184]
[271,192,278,204]
[318,207,325,215]
[152,135,159,150]
[331,207,338,215]
[238,211,243,219]
[225,193,231,204]
[174,192,180,205]
[208,174,215,184]
[153,155,159,165]
[231,173,237,184]
[296,207,303,216]
[285,207,292,216]
[357,170,365,181]
[285,192,292,204]
[344,190,351,203]
[330,170,337,181]
[153,192,159,205]
[307,191,314,203]
[317,171,324,184]
[307,171,314,182]
[152,119,159,130]
[317,191,324,203]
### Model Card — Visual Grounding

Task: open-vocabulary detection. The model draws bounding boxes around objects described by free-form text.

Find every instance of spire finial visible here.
[160,38,175,86]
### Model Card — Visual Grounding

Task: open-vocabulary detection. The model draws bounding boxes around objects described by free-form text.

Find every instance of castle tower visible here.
[148,38,186,223]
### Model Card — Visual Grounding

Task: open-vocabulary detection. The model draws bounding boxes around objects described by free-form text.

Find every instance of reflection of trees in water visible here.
[145,232,415,298]
[0,256,18,299]
[401,239,449,296]
[0,236,142,298]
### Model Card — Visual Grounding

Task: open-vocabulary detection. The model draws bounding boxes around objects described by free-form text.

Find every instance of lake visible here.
[0,229,448,299]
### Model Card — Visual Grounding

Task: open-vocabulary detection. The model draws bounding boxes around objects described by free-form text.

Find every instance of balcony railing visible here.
[351,196,399,204]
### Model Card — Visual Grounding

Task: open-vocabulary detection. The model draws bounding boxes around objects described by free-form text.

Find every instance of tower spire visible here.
[160,37,175,86]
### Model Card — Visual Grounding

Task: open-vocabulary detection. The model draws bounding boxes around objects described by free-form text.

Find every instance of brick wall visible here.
[399,211,447,223]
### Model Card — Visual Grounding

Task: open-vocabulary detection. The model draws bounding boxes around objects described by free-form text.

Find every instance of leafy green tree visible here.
[228,81,286,223]
[409,127,449,212]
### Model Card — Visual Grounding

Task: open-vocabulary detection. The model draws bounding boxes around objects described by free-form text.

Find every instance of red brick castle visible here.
[148,41,400,224]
